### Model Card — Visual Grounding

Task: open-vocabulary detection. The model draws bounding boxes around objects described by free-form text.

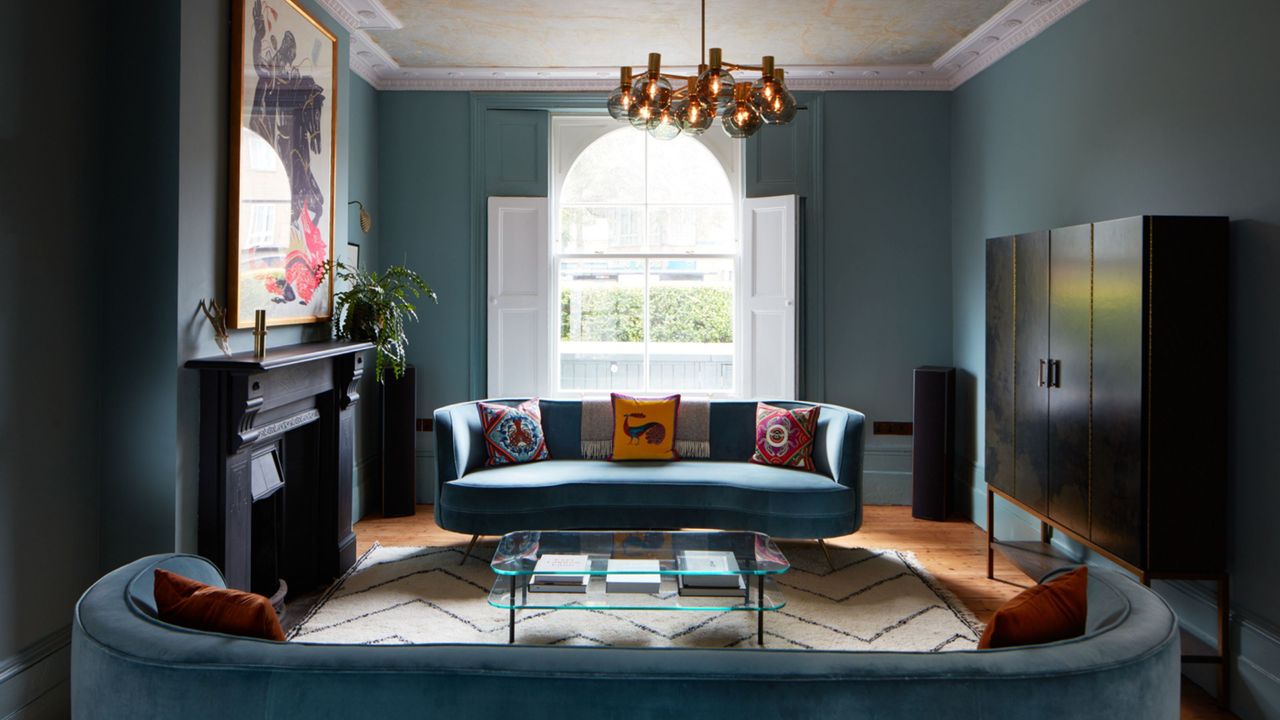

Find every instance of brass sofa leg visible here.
[817,539,835,571]
[460,535,480,566]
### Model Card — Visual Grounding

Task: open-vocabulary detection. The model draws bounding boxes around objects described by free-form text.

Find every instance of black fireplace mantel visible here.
[186,340,373,596]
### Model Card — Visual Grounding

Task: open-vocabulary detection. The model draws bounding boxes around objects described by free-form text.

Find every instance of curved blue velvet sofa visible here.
[72,554,1180,718]
[433,399,866,539]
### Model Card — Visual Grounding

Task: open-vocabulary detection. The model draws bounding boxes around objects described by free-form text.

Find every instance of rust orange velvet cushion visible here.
[610,393,680,461]
[978,565,1088,649]
[153,568,285,641]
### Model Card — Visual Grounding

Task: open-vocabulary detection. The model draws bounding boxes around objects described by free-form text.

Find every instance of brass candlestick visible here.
[253,309,267,359]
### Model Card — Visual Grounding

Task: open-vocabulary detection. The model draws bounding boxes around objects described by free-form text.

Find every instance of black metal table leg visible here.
[757,574,764,646]
[509,575,516,644]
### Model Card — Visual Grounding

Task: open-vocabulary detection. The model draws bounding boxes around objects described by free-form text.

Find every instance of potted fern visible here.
[327,261,437,382]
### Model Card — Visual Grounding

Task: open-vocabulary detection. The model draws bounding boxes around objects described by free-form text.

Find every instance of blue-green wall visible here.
[951,0,1280,714]
[348,75,382,520]
[379,92,953,504]
[377,92,472,501]
[822,93,952,502]
[0,1,111,714]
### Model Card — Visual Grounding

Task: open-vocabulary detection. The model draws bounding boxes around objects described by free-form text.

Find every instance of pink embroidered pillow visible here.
[478,399,550,466]
[750,403,820,471]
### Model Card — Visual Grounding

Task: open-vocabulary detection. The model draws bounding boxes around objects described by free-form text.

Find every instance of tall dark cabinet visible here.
[985,216,1229,696]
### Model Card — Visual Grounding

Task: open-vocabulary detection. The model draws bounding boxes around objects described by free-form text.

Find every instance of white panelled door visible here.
[487,197,549,398]
[740,195,798,400]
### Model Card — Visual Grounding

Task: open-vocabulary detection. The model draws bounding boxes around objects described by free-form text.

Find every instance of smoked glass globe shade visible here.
[607,85,635,122]
[631,73,672,110]
[677,97,714,135]
[649,107,683,141]
[722,96,763,138]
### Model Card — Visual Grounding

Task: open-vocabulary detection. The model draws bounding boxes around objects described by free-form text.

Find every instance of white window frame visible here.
[549,115,757,398]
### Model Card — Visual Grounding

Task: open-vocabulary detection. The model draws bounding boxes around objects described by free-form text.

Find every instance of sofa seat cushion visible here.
[444,460,848,519]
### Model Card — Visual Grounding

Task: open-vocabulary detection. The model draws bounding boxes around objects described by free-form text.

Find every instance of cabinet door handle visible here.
[1050,359,1062,388]
[1038,359,1047,387]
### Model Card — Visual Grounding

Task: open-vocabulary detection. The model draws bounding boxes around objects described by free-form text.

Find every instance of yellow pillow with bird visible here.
[610,393,680,461]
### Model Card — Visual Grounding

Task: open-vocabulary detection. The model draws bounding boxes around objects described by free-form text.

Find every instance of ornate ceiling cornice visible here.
[320,0,1090,92]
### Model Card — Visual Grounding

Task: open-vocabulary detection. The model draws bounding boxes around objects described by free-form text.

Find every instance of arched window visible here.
[553,122,738,393]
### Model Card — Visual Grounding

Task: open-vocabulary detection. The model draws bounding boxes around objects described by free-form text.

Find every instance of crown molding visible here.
[320,0,1089,92]
[944,0,1092,88]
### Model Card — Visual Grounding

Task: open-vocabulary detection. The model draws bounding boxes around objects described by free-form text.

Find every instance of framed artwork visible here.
[345,242,361,269]
[229,0,338,328]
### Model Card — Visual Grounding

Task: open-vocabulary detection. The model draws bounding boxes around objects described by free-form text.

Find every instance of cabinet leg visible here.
[986,486,995,580]
[1040,522,1052,544]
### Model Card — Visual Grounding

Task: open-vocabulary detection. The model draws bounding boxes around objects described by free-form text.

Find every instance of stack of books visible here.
[529,554,590,593]
[677,550,747,596]
[605,558,661,594]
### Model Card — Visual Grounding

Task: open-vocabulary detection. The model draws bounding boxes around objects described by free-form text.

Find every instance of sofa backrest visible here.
[74,555,1181,720]
[482,398,842,474]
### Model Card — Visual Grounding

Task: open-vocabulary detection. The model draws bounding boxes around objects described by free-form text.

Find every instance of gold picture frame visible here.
[228,0,338,329]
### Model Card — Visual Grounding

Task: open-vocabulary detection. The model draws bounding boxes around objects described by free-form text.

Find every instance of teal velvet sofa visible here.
[433,399,866,539]
[72,554,1180,718]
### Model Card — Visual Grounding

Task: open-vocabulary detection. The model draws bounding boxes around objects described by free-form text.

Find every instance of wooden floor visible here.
[353,504,1233,719]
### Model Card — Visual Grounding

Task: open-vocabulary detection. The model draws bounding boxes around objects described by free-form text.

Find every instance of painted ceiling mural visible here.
[367,0,1014,68]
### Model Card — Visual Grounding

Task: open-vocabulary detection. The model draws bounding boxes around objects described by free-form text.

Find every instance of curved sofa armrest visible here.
[434,401,486,522]
[816,404,865,533]
[821,405,866,492]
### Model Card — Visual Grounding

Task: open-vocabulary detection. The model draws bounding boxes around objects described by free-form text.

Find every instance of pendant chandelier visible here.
[605,0,798,141]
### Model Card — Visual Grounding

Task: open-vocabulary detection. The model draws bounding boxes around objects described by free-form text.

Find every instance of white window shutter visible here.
[487,197,549,398]
[740,195,797,400]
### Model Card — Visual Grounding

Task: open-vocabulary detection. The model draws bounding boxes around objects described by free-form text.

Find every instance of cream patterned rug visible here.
[289,541,983,651]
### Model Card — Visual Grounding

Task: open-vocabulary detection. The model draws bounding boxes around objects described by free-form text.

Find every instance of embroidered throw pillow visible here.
[610,393,680,461]
[750,402,820,471]
[978,566,1088,649]
[478,399,551,466]
[153,569,285,641]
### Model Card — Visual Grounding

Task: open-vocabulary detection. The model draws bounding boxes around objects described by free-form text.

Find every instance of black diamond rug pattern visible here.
[289,541,982,651]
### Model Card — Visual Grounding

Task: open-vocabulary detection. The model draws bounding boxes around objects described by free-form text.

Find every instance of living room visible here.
[2,0,1276,717]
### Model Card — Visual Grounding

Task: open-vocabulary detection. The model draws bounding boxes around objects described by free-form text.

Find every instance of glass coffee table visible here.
[488,530,789,645]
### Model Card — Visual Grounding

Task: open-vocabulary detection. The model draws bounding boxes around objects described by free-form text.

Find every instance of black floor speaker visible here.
[382,365,416,518]
[912,366,955,521]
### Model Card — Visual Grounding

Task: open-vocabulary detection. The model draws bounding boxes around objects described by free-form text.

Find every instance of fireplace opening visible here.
[249,446,286,609]
[248,420,325,612]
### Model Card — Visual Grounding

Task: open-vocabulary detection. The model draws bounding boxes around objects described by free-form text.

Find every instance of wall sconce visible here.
[348,200,372,233]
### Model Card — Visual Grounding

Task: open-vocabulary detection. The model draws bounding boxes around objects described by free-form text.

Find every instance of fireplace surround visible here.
[186,340,373,603]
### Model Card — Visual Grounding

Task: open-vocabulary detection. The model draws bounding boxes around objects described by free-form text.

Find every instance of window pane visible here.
[647,205,735,252]
[559,259,645,391]
[560,129,644,205]
[559,206,644,253]
[647,259,734,391]
[645,136,734,205]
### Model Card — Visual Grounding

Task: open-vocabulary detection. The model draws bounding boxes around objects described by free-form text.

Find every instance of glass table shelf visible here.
[488,574,786,612]
[488,530,791,645]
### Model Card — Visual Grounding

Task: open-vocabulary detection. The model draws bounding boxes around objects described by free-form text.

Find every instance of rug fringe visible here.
[893,548,985,638]
[287,541,381,640]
